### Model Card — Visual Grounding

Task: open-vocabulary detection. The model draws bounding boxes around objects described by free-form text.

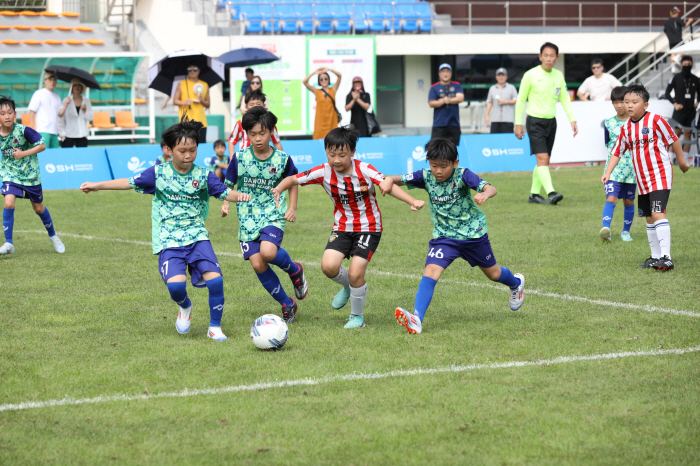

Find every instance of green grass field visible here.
[1,166,699,465]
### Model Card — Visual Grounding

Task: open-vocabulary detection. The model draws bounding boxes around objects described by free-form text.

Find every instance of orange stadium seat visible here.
[93,112,116,128]
[22,40,42,45]
[76,26,94,32]
[19,11,39,16]
[43,39,63,45]
[0,25,9,30]
[85,39,105,45]
[1,40,20,45]
[0,11,19,16]
[115,112,140,128]
[55,26,73,31]
[65,39,83,45]
[21,114,31,126]
[12,25,32,30]
[134,98,147,105]
[39,11,58,17]
[61,12,80,17]
[33,25,53,30]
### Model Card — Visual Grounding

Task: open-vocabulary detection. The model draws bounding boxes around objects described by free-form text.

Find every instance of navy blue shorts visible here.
[1,181,43,203]
[425,234,497,269]
[158,240,221,288]
[604,180,636,201]
[239,226,284,261]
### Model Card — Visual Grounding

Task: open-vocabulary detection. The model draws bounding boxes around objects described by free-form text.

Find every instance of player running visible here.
[228,91,283,155]
[80,117,250,341]
[272,126,424,329]
[602,84,690,271]
[0,95,65,256]
[389,138,525,335]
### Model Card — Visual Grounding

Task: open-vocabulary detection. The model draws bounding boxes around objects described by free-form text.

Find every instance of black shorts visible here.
[490,122,514,134]
[325,231,381,261]
[61,137,88,148]
[431,126,461,145]
[672,111,695,128]
[638,190,671,217]
[526,116,557,156]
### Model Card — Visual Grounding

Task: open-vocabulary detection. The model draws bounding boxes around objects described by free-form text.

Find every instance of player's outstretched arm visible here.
[473,184,497,206]
[388,184,425,211]
[80,178,132,193]
[601,157,620,184]
[224,190,250,203]
[285,184,298,222]
[271,175,299,207]
[671,140,691,172]
[377,177,393,196]
[12,143,45,159]
[388,175,404,186]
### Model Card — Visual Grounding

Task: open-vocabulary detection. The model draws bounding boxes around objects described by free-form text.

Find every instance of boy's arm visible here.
[271,175,299,207]
[13,143,45,159]
[274,141,283,151]
[388,184,425,211]
[285,184,298,222]
[224,190,250,203]
[388,174,404,186]
[80,178,132,193]
[473,184,497,206]
[671,140,690,172]
[377,176,393,196]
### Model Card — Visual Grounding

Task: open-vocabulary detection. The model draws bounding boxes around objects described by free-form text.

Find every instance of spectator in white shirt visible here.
[577,59,623,102]
[28,71,62,148]
[57,78,93,148]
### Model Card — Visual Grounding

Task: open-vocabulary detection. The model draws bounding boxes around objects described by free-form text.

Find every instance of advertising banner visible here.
[460,133,533,173]
[38,148,113,190]
[106,144,230,179]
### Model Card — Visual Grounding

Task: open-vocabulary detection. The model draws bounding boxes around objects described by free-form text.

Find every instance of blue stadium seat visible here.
[415,3,433,32]
[333,3,353,33]
[395,4,417,33]
[238,4,264,34]
[360,4,388,32]
[353,5,369,32]
[314,4,334,33]
[274,4,298,33]
[379,3,400,32]
[262,7,282,33]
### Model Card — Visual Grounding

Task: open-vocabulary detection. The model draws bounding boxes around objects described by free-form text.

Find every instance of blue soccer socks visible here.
[414,276,437,322]
[37,208,56,237]
[602,202,615,229]
[167,281,192,309]
[268,247,298,275]
[205,276,225,327]
[623,205,635,232]
[256,268,294,307]
[496,266,521,289]
[3,208,14,244]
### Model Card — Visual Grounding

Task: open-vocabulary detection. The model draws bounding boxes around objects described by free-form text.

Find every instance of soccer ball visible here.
[250,314,289,351]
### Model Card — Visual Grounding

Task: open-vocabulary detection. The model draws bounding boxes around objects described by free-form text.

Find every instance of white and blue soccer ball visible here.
[250,314,289,351]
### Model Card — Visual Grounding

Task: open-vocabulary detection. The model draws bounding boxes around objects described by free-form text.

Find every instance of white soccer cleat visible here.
[599,227,611,242]
[395,307,422,334]
[0,242,15,255]
[49,235,65,253]
[207,326,228,341]
[509,273,525,311]
[175,305,192,334]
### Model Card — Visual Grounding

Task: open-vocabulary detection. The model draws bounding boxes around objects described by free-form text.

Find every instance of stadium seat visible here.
[76,26,94,32]
[115,111,139,128]
[32,25,52,30]
[314,4,334,33]
[262,6,281,33]
[332,4,353,33]
[85,39,105,45]
[1,40,20,45]
[12,25,32,30]
[65,39,83,45]
[93,112,116,128]
[22,39,42,45]
[359,4,388,32]
[55,26,74,31]
[396,4,417,33]
[238,4,264,34]
[21,114,31,126]
[43,39,63,45]
[297,4,314,33]
[274,4,299,33]
[61,12,80,17]
[353,5,369,33]
[18,11,39,16]
[39,11,58,17]
[0,11,19,16]
[415,3,433,32]
[0,25,9,30]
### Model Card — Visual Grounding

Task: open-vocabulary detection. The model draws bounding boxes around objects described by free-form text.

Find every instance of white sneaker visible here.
[0,242,15,255]
[599,227,611,242]
[509,273,525,311]
[395,307,422,334]
[207,326,228,341]
[49,235,65,253]
[175,305,192,334]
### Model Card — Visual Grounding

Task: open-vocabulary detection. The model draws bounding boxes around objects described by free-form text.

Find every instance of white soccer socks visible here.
[654,219,671,259]
[646,223,662,259]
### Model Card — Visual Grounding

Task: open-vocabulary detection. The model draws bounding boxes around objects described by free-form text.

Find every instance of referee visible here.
[515,42,578,205]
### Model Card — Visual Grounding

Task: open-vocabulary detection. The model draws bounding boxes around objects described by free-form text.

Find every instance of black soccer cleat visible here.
[547,191,564,205]
[528,194,549,204]
[637,257,656,269]
[289,262,308,300]
[652,256,674,271]
[282,300,298,324]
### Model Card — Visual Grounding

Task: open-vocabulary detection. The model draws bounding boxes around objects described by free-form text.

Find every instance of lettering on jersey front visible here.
[431,192,461,205]
[243,176,277,189]
[162,192,200,201]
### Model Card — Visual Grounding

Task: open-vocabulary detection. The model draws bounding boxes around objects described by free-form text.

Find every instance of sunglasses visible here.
[251,81,261,84]
[592,65,602,69]
[187,67,199,72]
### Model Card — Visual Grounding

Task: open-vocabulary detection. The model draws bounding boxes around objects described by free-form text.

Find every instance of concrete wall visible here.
[403,55,433,128]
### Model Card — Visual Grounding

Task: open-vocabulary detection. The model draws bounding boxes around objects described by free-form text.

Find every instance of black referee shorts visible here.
[526,116,557,156]
[431,126,461,145]
[672,110,695,128]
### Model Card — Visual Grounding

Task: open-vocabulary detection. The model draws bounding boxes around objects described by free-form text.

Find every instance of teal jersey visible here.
[604,116,636,184]
[155,154,169,165]
[208,154,229,173]
[401,167,490,240]
[225,146,298,242]
[129,162,231,254]
[0,123,45,186]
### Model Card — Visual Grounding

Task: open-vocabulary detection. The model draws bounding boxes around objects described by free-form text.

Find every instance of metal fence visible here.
[62,0,106,21]
[0,0,47,10]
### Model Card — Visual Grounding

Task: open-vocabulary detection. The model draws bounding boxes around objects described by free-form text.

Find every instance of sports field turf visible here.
[1,166,698,465]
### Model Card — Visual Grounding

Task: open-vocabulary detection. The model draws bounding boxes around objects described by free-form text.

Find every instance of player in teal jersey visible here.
[600,86,636,242]
[389,138,525,334]
[80,118,250,341]
[0,95,65,256]
[155,140,172,166]
[208,139,229,180]
[220,107,307,324]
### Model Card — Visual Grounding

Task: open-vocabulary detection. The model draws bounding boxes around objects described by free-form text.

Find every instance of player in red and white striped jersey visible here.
[272,126,424,328]
[603,84,689,271]
[227,91,282,156]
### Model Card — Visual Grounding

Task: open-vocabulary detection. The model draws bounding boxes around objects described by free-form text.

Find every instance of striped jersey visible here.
[611,111,678,194]
[296,159,385,232]
[228,119,281,150]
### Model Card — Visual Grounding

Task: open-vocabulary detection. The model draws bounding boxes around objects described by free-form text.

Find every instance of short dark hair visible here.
[245,68,254,74]
[625,83,650,103]
[591,58,604,67]
[540,42,559,55]
[245,90,266,105]
[681,55,693,64]
[162,116,203,149]
[318,72,331,86]
[0,95,16,112]
[610,85,628,102]
[241,106,278,133]
[213,139,226,149]
[425,138,458,163]
[324,125,359,152]
[160,140,167,148]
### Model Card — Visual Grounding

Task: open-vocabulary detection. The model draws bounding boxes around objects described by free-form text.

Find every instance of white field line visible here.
[16,230,700,317]
[1,345,699,412]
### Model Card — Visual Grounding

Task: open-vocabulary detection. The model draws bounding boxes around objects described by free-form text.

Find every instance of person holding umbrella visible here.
[173,64,210,143]
[27,71,62,149]
[57,78,93,148]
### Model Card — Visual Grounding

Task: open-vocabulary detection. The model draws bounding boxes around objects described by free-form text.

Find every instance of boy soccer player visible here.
[228,91,283,156]
[272,126,424,329]
[390,138,525,335]
[221,107,307,324]
[0,95,65,255]
[155,140,172,165]
[602,84,690,271]
[600,86,636,242]
[208,139,229,180]
[80,118,250,341]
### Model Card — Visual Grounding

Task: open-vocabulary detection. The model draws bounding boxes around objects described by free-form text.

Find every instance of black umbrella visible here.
[218,47,280,69]
[44,65,101,90]
[147,50,225,96]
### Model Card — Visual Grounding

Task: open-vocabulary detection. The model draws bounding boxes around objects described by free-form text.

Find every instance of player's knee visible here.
[259,249,277,263]
[3,198,15,209]
[605,196,618,204]
[348,270,365,287]
[321,261,339,278]
[31,203,45,214]
[623,199,634,207]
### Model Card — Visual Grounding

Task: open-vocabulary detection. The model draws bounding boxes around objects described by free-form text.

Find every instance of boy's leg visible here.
[203,271,227,341]
[166,275,193,334]
[249,252,297,322]
[413,264,444,322]
[1,193,16,254]
[348,255,370,318]
[31,201,65,253]
[262,239,308,300]
[322,249,351,309]
[601,189,618,242]
[621,187,635,241]
[481,264,525,311]
[637,193,660,268]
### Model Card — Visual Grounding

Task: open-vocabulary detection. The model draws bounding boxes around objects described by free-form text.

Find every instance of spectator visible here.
[28,71,61,149]
[577,59,622,101]
[345,77,372,138]
[485,68,518,134]
[664,55,700,164]
[303,67,342,140]
[237,67,254,110]
[57,78,93,148]
[665,6,693,70]
[428,63,464,145]
[173,63,210,143]
[240,76,264,114]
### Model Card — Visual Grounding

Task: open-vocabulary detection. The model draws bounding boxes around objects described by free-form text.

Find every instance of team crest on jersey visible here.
[360,184,369,192]
[329,232,338,242]
[192,180,200,189]
[642,127,649,135]
[12,138,19,145]
[269,167,278,175]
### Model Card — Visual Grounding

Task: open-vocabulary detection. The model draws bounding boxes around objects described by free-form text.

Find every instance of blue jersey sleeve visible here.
[224,153,238,187]
[207,172,231,200]
[428,86,439,101]
[400,170,426,190]
[461,168,487,191]
[128,166,156,194]
[604,124,610,146]
[282,156,298,178]
[23,126,44,146]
